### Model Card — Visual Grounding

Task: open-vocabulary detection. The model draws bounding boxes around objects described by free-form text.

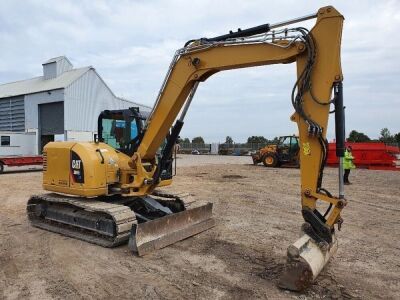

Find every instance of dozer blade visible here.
[128,202,214,256]
[279,233,338,291]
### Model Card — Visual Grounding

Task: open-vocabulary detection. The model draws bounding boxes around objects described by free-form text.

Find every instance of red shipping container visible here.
[327,142,400,171]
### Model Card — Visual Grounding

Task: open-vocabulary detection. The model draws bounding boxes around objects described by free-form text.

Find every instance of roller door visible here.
[39,101,64,135]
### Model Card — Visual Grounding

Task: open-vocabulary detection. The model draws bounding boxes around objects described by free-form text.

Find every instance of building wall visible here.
[24,89,65,131]
[2,68,151,155]
[0,130,90,156]
[56,58,73,76]
[43,58,73,80]
[64,69,149,132]
[0,132,36,156]
[43,62,57,80]
[66,130,93,142]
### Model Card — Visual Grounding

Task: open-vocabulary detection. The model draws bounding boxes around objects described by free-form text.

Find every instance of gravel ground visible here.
[0,154,399,299]
[175,154,250,167]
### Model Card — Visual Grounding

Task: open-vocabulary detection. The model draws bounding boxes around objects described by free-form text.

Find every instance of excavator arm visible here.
[66,6,341,291]
[126,6,346,290]
[132,5,345,238]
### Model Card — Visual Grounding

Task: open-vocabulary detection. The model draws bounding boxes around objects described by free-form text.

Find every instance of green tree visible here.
[247,136,268,144]
[182,138,190,144]
[225,136,234,144]
[192,136,205,144]
[347,130,371,142]
[394,132,400,145]
[271,136,279,143]
[379,128,395,144]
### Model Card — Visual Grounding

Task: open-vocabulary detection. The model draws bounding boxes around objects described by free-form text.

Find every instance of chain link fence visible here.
[178,142,276,155]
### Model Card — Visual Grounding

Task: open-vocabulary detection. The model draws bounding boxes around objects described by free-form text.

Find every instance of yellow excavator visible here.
[27,6,346,291]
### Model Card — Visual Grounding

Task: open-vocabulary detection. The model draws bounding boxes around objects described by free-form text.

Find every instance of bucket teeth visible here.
[279,234,338,291]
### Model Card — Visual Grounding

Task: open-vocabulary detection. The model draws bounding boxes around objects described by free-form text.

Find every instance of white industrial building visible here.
[0,56,150,156]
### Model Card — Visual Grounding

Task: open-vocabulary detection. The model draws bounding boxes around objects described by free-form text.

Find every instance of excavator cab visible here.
[98,107,174,181]
[276,136,300,164]
[97,107,147,157]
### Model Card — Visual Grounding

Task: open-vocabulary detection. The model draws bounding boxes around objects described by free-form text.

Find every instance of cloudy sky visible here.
[0,0,399,142]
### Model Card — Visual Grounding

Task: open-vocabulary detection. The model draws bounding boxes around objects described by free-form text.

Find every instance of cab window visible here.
[281,137,291,147]
[101,119,138,149]
[290,137,298,147]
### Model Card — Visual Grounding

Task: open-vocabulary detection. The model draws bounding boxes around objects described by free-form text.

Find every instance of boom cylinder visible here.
[334,82,345,199]
[152,83,199,183]
[334,82,345,157]
[206,12,317,42]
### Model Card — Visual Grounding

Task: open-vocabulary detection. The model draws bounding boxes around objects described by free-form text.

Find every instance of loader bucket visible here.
[279,234,338,291]
[128,202,214,256]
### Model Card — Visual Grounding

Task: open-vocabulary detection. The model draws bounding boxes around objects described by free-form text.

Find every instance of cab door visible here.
[289,136,300,162]
[278,136,292,161]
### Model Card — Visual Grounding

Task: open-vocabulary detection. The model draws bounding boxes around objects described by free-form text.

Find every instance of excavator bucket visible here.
[279,234,338,291]
[128,202,214,256]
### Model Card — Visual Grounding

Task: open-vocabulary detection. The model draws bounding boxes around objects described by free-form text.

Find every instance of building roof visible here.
[42,56,72,65]
[0,67,91,98]
[0,56,150,111]
[116,97,152,110]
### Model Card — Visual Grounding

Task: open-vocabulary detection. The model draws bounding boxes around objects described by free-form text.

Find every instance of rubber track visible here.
[151,189,198,209]
[27,190,201,248]
[27,193,137,247]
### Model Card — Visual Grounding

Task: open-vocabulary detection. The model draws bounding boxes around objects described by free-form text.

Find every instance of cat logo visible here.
[72,160,82,169]
[71,151,85,183]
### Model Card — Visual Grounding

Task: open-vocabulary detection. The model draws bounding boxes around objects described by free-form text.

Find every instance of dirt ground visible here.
[1,155,399,299]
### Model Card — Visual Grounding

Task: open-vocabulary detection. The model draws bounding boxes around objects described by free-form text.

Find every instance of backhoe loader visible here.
[27,6,346,291]
[252,135,300,167]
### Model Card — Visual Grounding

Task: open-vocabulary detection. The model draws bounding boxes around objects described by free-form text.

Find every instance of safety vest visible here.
[343,149,355,170]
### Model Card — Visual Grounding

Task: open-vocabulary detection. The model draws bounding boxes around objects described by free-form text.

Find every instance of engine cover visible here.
[43,141,128,197]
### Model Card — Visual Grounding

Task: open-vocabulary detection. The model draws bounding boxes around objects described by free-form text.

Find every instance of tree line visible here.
[348,128,400,145]
[178,127,400,146]
[178,135,280,145]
